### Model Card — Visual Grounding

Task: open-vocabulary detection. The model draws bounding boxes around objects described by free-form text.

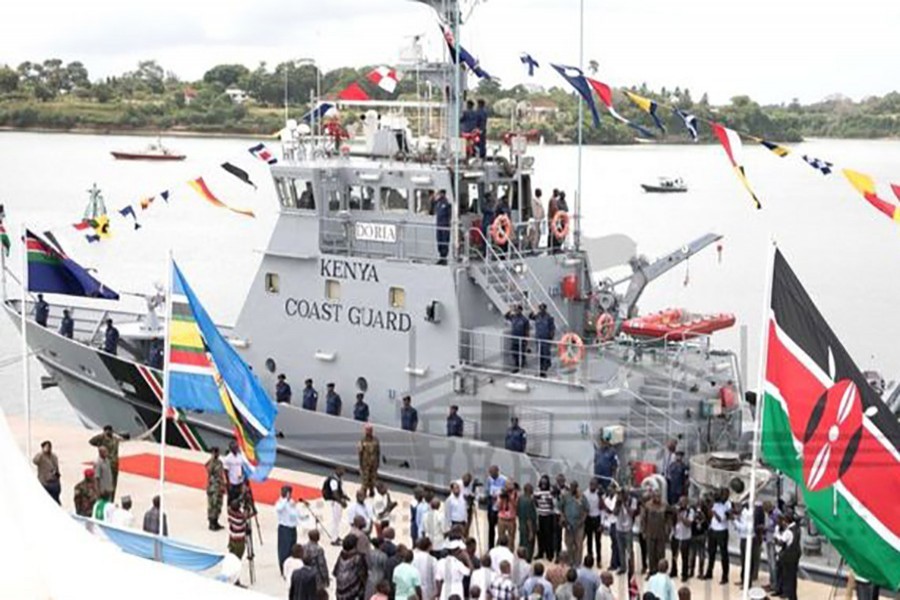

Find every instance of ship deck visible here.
[4,414,853,599]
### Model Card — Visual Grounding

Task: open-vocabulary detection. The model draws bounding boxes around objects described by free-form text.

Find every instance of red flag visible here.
[338,82,370,101]
[891,183,900,202]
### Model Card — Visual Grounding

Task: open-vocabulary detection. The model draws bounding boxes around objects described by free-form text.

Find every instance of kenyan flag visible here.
[762,249,900,589]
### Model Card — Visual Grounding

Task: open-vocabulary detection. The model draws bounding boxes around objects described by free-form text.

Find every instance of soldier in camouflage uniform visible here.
[73,468,98,517]
[357,424,381,497]
[206,447,227,530]
[89,425,126,500]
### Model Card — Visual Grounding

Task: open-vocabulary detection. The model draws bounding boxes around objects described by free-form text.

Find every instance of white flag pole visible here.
[20,223,32,459]
[158,249,174,541]
[743,237,777,600]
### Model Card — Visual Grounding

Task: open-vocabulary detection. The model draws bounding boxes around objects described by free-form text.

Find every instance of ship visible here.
[3,0,748,492]
[110,137,186,161]
[641,176,688,193]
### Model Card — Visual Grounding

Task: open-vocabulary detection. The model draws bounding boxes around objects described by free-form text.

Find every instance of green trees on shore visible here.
[0,57,898,142]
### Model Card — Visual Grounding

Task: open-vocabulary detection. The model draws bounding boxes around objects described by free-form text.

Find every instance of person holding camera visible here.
[485,466,508,548]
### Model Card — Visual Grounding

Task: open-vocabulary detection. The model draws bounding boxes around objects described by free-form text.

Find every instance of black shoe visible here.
[211,521,224,531]
[719,579,729,585]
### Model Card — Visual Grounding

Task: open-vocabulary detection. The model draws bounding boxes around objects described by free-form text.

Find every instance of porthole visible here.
[356,377,368,393]
[265,358,276,373]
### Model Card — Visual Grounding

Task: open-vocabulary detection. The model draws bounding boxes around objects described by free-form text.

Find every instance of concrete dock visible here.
[6,415,862,599]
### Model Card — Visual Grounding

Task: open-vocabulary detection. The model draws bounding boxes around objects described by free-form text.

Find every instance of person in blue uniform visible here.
[505,417,527,453]
[460,100,478,134]
[475,99,489,158]
[446,405,463,437]
[59,308,74,339]
[148,338,164,369]
[275,374,292,405]
[480,191,495,248]
[400,395,418,432]
[529,303,556,377]
[505,304,530,372]
[103,318,119,355]
[666,451,689,505]
[353,393,370,422]
[593,437,619,490]
[302,379,318,411]
[325,383,342,416]
[34,294,49,327]
[432,189,452,265]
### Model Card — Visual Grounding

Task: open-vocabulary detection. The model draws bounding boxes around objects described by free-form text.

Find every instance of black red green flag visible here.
[762,249,900,589]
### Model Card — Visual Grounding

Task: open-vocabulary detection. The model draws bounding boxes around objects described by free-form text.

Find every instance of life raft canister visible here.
[490,214,513,245]
[558,332,585,367]
[596,313,616,341]
[552,210,570,241]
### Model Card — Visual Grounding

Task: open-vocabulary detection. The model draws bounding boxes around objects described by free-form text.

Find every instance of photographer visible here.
[485,466,508,548]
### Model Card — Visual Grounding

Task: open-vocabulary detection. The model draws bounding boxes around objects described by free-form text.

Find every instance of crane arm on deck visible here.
[618,233,723,319]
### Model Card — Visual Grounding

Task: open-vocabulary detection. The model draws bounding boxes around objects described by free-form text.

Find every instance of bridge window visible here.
[326,188,346,212]
[325,279,341,301]
[414,189,436,214]
[389,287,405,309]
[289,178,315,210]
[348,185,376,211]
[265,273,280,294]
[380,187,409,212]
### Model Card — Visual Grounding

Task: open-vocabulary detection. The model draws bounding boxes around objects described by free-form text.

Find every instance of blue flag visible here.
[301,103,334,125]
[520,53,539,77]
[168,262,277,481]
[551,64,601,128]
[440,23,493,80]
[26,230,119,299]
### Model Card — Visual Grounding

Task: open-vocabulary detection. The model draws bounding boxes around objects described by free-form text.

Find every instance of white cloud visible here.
[1,0,897,103]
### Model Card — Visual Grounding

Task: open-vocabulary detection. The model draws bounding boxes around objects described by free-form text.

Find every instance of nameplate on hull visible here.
[354,222,397,243]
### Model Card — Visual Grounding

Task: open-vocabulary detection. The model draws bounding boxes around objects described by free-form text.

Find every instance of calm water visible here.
[2,131,900,421]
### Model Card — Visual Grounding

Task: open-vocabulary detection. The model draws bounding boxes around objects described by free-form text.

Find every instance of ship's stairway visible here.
[467,236,568,329]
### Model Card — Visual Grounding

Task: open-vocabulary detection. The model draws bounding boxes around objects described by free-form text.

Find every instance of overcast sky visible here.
[2,0,898,104]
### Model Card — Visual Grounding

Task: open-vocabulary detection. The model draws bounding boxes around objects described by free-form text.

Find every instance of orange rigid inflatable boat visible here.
[622,308,735,341]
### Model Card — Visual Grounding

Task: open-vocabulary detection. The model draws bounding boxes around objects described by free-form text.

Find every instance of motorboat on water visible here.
[111,137,186,161]
[641,176,687,193]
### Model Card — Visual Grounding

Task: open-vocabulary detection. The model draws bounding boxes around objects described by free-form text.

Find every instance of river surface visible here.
[2,131,899,422]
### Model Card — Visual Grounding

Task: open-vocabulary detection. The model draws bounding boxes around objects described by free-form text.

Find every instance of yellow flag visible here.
[624,91,652,113]
[843,169,876,197]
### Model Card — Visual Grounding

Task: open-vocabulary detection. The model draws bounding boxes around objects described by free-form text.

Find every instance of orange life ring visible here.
[558,332,585,367]
[596,313,616,341]
[552,211,570,241]
[490,214,513,245]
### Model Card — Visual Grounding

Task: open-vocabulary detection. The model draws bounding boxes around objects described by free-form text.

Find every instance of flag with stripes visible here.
[762,249,900,588]
[168,262,277,481]
[843,169,900,224]
[757,138,790,157]
[187,177,255,218]
[673,108,699,142]
[26,230,118,298]
[551,64,601,128]
[803,155,833,175]
[520,53,539,77]
[0,219,9,257]
[248,143,277,165]
[118,205,141,230]
[711,123,762,209]
[624,91,666,133]
[586,78,654,138]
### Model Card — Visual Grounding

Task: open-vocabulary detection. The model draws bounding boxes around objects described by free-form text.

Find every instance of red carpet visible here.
[117,453,322,505]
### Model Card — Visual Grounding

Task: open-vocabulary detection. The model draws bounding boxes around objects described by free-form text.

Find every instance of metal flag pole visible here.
[158,249,175,543]
[743,237,777,600]
[20,223,32,458]
[575,0,584,251]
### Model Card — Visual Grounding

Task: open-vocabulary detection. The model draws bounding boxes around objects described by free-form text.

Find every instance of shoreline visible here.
[0,125,270,140]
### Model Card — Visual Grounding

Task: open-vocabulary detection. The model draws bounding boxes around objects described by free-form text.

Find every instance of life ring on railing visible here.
[551,211,570,241]
[596,313,616,342]
[558,332,586,367]
[490,214,513,245]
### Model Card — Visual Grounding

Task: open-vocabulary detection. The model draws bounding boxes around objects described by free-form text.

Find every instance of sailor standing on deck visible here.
[353,393,370,422]
[302,379,318,411]
[103,318,119,355]
[505,417,527,453]
[34,293,49,327]
[475,99,489,158]
[505,305,530,373]
[529,304,556,377]
[432,189,452,265]
[276,374,293,404]
[325,383,342,416]
[59,308,74,338]
[446,405,464,437]
[323,466,350,545]
[400,395,419,432]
